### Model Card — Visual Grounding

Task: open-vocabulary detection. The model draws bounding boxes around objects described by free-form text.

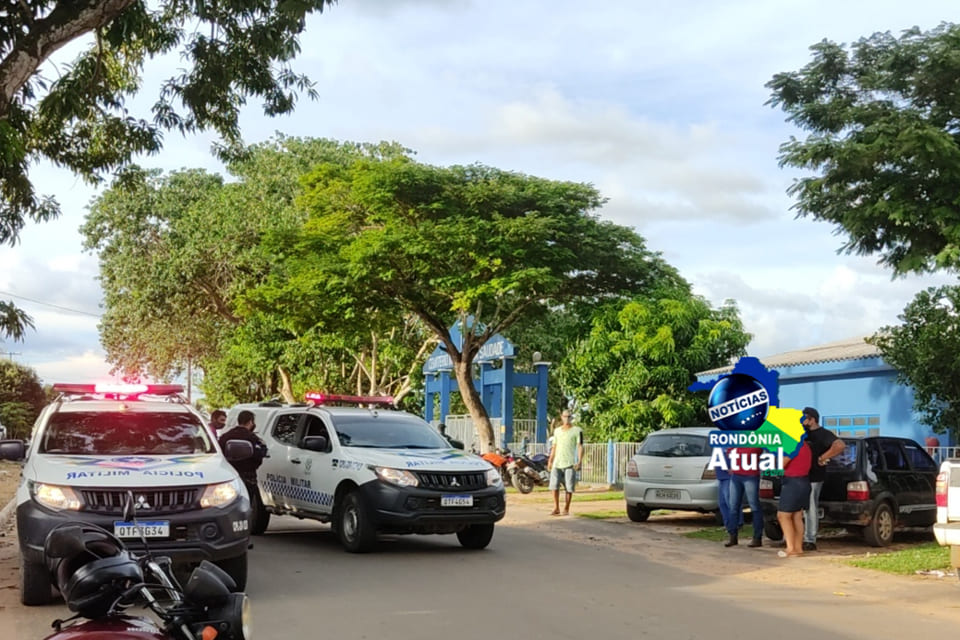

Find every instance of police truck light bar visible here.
[305,392,395,406]
[53,383,185,396]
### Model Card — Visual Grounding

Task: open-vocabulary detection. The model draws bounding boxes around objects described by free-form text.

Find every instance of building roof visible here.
[697,335,881,376]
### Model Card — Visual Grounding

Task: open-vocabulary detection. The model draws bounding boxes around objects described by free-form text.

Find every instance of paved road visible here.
[6,512,960,640]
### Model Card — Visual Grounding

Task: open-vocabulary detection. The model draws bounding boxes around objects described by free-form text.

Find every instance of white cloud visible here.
[30,351,114,386]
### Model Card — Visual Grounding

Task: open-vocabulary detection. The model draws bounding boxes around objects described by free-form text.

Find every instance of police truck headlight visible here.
[200,480,240,508]
[373,467,420,488]
[32,483,82,511]
[486,468,503,487]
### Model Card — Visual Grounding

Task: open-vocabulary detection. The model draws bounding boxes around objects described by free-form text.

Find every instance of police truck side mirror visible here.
[0,440,25,461]
[224,440,254,462]
[302,436,328,452]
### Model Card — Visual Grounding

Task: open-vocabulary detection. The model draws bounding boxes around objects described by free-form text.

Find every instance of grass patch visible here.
[577,509,626,520]
[847,543,951,575]
[683,526,728,542]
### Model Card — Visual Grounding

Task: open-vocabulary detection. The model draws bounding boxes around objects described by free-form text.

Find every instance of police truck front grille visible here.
[414,472,486,490]
[80,487,201,515]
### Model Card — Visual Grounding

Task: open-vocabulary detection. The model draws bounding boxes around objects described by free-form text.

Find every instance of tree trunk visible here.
[277,365,295,404]
[453,359,496,453]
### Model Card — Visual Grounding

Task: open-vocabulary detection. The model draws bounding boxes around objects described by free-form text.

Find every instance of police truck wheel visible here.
[627,503,650,522]
[20,551,53,606]
[338,491,376,553]
[251,492,270,536]
[457,524,495,549]
[216,553,248,591]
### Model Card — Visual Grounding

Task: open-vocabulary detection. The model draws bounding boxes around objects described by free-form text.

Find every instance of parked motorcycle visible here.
[509,452,551,494]
[40,492,251,640]
[481,449,516,487]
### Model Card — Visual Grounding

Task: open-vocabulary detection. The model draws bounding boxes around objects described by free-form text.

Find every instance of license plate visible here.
[113,521,170,538]
[441,494,473,507]
[655,489,682,500]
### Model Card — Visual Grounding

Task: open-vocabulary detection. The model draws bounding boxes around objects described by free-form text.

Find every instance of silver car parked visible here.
[623,427,721,523]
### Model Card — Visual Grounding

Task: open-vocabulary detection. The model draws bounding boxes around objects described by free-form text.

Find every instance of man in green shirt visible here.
[547,410,584,515]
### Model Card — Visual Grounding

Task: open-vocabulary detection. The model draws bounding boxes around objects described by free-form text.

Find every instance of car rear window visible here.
[638,434,709,457]
[41,411,214,455]
[826,440,858,471]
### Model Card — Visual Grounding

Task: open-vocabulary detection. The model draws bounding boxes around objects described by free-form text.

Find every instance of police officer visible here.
[219,410,268,502]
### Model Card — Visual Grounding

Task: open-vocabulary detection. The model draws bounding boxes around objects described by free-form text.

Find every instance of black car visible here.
[759,436,938,547]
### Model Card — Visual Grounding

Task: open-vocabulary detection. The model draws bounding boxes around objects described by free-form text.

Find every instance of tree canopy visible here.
[0,0,337,340]
[869,286,960,438]
[257,153,685,450]
[768,22,960,274]
[558,288,751,442]
[0,361,47,439]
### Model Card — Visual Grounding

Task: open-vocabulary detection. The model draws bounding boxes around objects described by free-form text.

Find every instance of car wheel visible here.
[337,491,376,553]
[20,551,53,606]
[215,553,248,591]
[763,518,784,542]
[457,524,495,549]
[863,502,895,547]
[627,503,650,522]
[512,473,535,494]
[250,489,270,536]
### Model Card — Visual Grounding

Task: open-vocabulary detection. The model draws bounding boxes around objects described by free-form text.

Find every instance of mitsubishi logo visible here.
[135,495,152,510]
[449,477,460,488]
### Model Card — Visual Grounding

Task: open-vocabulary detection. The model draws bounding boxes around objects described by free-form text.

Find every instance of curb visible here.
[0,497,15,532]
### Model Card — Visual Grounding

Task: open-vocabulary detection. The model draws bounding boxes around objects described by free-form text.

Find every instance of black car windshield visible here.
[334,414,450,449]
[41,411,214,455]
[639,434,710,457]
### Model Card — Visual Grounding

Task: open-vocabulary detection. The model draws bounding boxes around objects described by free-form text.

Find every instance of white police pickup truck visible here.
[0,383,254,605]
[227,393,506,552]
[935,458,960,577]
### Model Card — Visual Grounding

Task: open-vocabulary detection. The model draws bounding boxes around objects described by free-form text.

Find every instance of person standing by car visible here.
[219,410,268,504]
[802,407,845,551]
[725,447,763,548]
[778,439,813,557]
[547,410,584,516]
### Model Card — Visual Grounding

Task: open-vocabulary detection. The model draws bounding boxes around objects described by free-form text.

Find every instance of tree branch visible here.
[0,0,136,117]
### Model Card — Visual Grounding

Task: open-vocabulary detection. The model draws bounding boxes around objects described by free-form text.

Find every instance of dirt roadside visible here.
[0,461,22,615]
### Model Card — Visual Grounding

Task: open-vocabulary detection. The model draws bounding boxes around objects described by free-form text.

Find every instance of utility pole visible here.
[186,355,192,404]
[1,351,21,361]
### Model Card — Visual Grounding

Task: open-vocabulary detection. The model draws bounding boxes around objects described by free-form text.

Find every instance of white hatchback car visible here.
[623,427,721,523]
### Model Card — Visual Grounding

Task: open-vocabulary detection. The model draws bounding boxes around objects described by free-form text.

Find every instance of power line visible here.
[0,289,102,318]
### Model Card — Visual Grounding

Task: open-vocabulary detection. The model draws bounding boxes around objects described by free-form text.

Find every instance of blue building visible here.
[695,335,947,447]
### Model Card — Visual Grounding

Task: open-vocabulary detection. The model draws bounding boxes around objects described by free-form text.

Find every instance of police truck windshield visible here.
[333,415,451,449]
[40,412,215,455]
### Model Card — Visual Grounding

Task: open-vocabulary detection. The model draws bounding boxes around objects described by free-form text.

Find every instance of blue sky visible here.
[1,0,957,383]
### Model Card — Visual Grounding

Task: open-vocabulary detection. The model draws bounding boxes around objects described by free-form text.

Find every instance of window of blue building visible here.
[823,415,881,438]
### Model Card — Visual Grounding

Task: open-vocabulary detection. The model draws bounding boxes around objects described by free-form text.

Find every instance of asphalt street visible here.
[8,509,960,640]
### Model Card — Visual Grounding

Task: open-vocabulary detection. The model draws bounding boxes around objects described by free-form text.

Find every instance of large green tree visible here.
[768,22,960,274]
[558,288,751,442]
[83,137,430,407]
[0,361,47,439]
[868,285,960,438]
[263,154,683,451]
[0,0,338,339]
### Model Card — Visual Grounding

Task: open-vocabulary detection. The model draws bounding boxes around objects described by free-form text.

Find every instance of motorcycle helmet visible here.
[46,524,143,619]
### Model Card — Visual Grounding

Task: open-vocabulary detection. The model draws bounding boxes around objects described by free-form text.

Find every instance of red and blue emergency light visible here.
[53,383,185,397]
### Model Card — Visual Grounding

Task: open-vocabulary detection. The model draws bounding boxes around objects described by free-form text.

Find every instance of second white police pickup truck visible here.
[225,393,506,552]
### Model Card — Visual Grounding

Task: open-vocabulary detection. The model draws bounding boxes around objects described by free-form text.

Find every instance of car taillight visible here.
[937,472,948,507]
[701,466,717,480]
[627,460,639,478]
[759,478,774,499]
[847,480,870,501]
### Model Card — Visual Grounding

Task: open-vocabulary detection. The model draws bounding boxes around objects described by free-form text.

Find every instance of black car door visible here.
[876,438,913,522]
[900,439,938,526]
